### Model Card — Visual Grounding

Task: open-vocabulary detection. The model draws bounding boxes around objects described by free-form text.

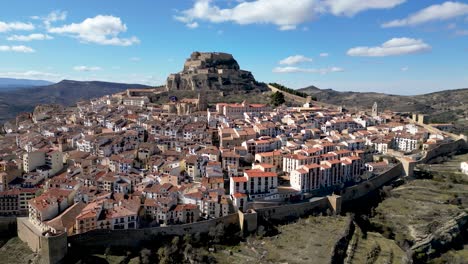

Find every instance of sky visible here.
[0,0,467,95]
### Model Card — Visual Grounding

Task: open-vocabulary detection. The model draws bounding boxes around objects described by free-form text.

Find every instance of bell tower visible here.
[372,102,378,117]
[198,93,208,111]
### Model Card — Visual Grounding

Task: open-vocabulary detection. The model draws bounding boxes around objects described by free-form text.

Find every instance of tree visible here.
[140,248,152,264]
[270,91,285,107]
[208,222,225,244]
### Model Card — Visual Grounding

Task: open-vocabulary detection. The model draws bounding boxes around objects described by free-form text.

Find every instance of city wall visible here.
[419,139,467,164]
[254,197,330,222]
[267,84,336,109]
[17,217,41,252]
[268,85,308,104]
[68,213,239,249]
[17,217,68,264]
[340,163,404,202]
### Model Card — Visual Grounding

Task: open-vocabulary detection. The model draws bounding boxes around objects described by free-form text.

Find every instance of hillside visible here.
[0,80,152,123]
[298,85,468,135]
[298,86,468,114]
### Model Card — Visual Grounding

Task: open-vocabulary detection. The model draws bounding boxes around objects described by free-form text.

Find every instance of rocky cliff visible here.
[166,52,265,92]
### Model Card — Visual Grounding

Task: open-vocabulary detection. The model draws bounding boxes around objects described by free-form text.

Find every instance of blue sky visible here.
[0,0,467,95]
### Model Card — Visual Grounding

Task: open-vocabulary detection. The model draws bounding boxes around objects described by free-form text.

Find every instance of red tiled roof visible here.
[245,169,277,178]
[231,177,248,183]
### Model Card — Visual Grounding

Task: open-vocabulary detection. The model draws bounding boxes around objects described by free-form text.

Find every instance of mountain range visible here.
[0,78,54,90]
[298,85,468,114]
[0,79,466,135]
[298,85,468,135]
[0,80,151,124]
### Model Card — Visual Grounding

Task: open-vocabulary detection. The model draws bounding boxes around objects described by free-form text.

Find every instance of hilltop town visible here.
[0,52,467,264]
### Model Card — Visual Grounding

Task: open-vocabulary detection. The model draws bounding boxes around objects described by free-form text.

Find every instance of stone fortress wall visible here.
[68,213,239,248]
[17,217,67,264]
[340,163,403,202]
[419,138,467,164]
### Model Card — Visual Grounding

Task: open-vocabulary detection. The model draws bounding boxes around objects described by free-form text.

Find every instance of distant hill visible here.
[0,80,152,123]
[298,85,468,114]
[0,78,54,90]
[298,85,468,135]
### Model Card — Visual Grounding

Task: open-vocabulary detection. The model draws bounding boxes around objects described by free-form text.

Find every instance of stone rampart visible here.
[268,85,308,104]
[254,197,330,222]
[419,139,467,164]
[17,217,68,264]
[340,163,404,202]
[68,213,239,249]
[17,217,41,252]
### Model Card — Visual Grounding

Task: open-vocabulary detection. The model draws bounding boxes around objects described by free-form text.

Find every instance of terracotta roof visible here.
[245,169,277,178]
[232,192,247,198]
[231,177,248,183]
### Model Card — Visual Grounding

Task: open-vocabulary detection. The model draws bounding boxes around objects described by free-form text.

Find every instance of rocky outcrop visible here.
[411,212,468,261]
[166,52,265,92]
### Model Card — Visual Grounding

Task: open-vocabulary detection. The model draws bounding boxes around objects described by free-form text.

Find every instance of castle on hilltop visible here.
[166,52,265,91]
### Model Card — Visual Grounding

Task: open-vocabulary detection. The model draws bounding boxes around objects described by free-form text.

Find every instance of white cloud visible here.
[319,52,329,57]
[33,10,68,28]
[326,0,406,16]
[129,57,141,62]
[0,70,60,81]
[186,22,199,29]
[279,55,313,65]
[273,66,344,74]
[7,33,53,41]
[175,0,322,31]
[0,21,34,32]
[45,10,67,25]
[73,66,102,72]
[382,1,468,28]
[175,0,406,30]
[48,15,140,46]
[401,66,409,71]
[347,37,431,57]
[0,45,35,53]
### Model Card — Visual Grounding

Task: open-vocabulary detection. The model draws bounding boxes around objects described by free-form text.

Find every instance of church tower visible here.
[372,102,378,117]
[197,93,208,111]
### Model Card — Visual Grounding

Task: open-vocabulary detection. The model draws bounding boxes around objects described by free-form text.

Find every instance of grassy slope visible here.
[347,229,407,264]
[0,237,40,264]
[368,152,468,261]
[213,215,351,264]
